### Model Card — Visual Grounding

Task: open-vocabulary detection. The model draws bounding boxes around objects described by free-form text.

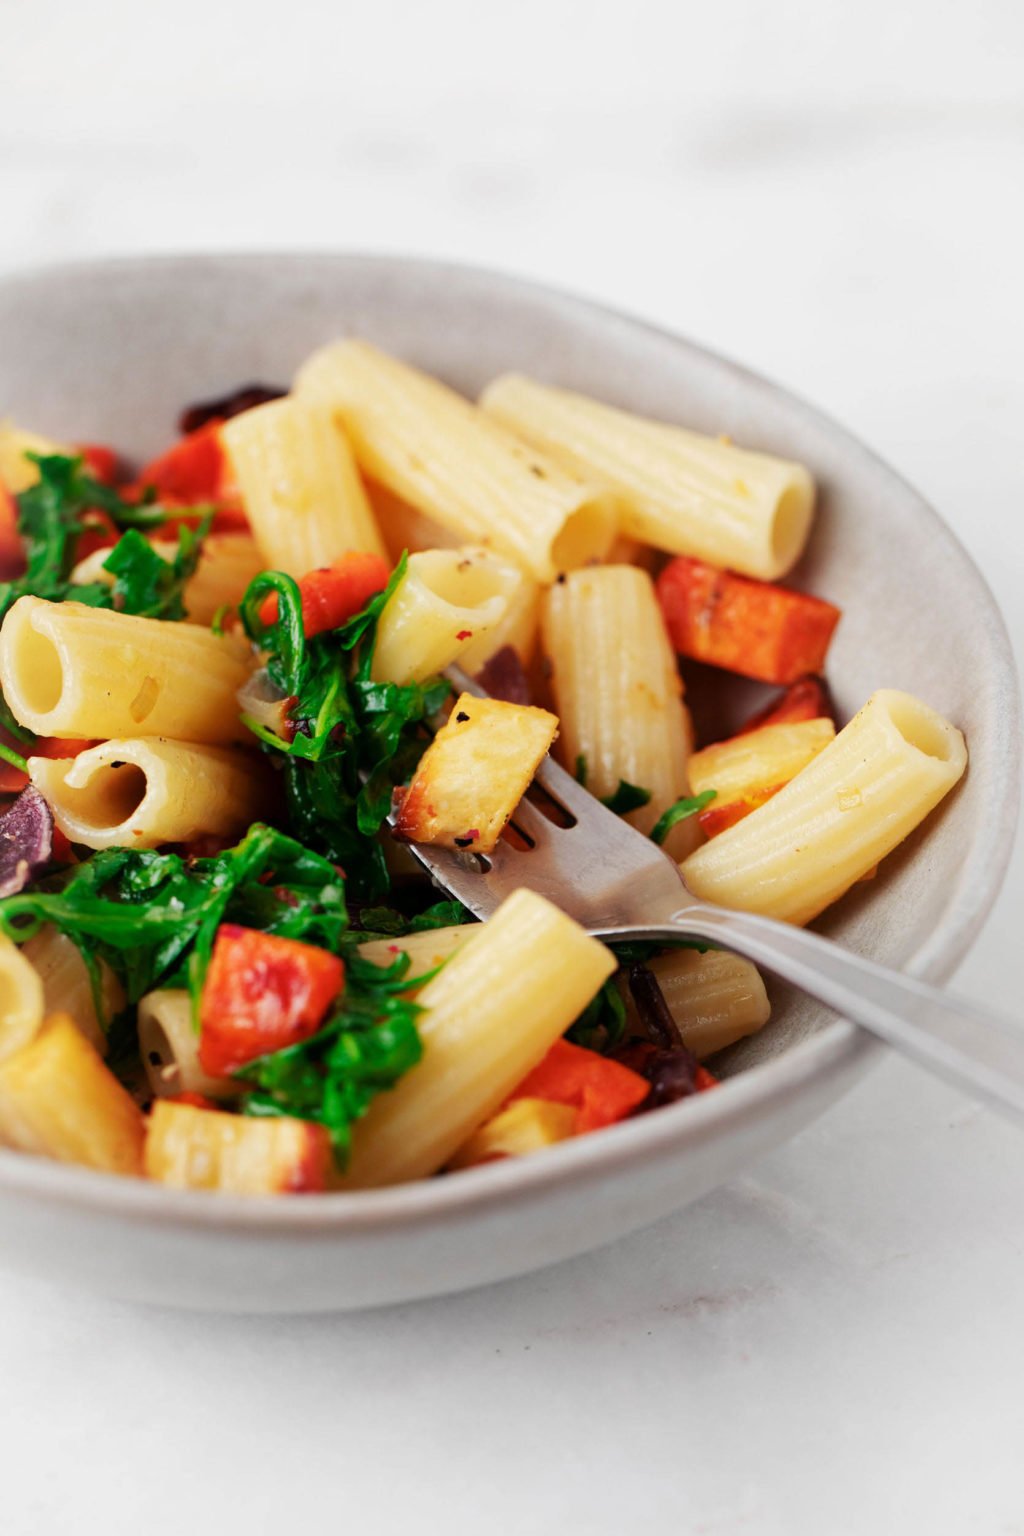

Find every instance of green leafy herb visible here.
[239,559,450,898]
[237,951,426,1160]
[568,974,629,1054]
[102,514,212,621]
[601,780,652,816]
[0,822,347,1015]
[352,899,471,941]
[649,790,717,846]
[574,753,588,786]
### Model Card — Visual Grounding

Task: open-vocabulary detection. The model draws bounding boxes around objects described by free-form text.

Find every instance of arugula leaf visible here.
[601,780,652,816]
[102,514,212,621]
[649,790,717,846]
[574,754,588,786]
[0,822,347,1014]
[237,951,425,1160]
[239,558,450,897]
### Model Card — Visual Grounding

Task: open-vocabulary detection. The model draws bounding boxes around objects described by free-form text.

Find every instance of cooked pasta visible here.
[0,596,252,742]
[633,949,771,1059]
[71,532,265,626]
[338,890,616,1188]
[28,737,267,851]
[21,927,122,1057]
[541,565,697,857]
[371,546,518,686]
[138,989,239,1101]
[681,690,967,925]
[221,396,387,573]
[481,373,815,580]
[357,925,472,989]
[366,479,462,561]
[294,340,618,582]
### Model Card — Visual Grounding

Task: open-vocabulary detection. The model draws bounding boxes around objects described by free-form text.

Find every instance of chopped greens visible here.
[237,950,425,1159]
[649,789,716,846]
[601,780,652,816]
[0,823,347,1012]
[101,514,211,621]
[239,560,450,898]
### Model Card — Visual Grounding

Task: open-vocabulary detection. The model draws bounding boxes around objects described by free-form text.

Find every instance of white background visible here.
[1,2,1023,1531]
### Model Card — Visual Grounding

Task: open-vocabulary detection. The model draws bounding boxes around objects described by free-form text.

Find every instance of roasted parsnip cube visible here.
[447,1097,578,1170]
[393,692,558,853]
[0,1013,145,1176]
[689,717,835,836]
[145,1101,331,1195]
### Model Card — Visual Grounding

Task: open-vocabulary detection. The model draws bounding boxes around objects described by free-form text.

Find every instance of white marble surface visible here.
[1,2,1023,1530]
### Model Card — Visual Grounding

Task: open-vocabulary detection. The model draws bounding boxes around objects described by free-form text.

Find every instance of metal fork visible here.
[396,667,1024,1122]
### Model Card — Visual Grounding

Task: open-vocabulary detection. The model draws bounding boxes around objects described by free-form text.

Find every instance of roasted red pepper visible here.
[199,924,345,1077]
[507,1038,649,1133]
[258,551,392,637]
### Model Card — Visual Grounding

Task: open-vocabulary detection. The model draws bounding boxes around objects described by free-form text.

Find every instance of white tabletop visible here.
[1,4,1023,1531]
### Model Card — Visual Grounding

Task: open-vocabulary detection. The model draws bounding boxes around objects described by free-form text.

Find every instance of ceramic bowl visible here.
[0,253,1017,1312]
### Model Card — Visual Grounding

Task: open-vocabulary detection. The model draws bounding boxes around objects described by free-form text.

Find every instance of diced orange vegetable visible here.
[695,1066,719,1092]
[0,735,100,795]
[145,1100,330,1193]
[199,924,344,1077]
[136,422,227,504]
[698,785,782,837]
[258,551,392,636]
[447,1098,578,1170]
[507,1038,649,1134]
[656,556,841,685]
[77,443,120,485]
[0,486,22,579]
[737,675,834,734]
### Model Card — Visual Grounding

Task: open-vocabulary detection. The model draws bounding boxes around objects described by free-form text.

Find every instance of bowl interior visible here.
[0,252,1017,1096]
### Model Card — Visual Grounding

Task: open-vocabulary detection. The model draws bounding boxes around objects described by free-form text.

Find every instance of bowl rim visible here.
[0,248,1018,1231]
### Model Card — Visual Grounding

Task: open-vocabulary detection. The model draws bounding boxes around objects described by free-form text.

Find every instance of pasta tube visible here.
[221,396,387,573]
[0,596,252,743]
[681,690,968,925]
[481,374,815,580]
[138,989,239,1101]
[294,340,617,582]
[367,479,462,561]
[394,693,558,853]
[22,927,123,1057]
[357,925,473,991]
[633,950,771,1059]
[371,546,518,686]
[0,1013,145,1175]
[28,737,267,851]
[0,932,44,1063]
[541,565,697,857]
[145,1101,331,1194]
[338,889,616,1188]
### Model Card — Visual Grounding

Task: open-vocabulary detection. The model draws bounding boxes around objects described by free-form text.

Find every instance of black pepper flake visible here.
[455,711,470,723]
[453,835,474,847]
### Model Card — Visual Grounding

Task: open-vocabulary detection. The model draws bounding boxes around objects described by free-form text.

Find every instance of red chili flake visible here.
[456,629,473,641]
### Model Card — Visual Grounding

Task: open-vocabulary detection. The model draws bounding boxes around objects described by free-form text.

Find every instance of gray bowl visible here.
[0,253,1017,1312]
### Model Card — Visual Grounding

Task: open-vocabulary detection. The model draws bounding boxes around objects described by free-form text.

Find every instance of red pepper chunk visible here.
[199,925,344,1077]
[507,1038,649,1134]
[137,422,227,504]
[656,556,841,686]
[258,551,392,637]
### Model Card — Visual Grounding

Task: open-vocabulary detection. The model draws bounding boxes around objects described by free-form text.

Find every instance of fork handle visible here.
[655,905,1024,1122]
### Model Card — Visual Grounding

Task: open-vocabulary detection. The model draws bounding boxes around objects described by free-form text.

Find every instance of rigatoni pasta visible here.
[294,340,618,582]
[338,890,617,1188]
[0,596,252,743]
[138,990,241,1102]
[222,396,387,572]
[681,690,968,925]
[542,565,697,857]
[21,928,122,1057]
[481,373,815,580]
[28,737,267,851]
[371,546,520,686]
[0,932,44,1063]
